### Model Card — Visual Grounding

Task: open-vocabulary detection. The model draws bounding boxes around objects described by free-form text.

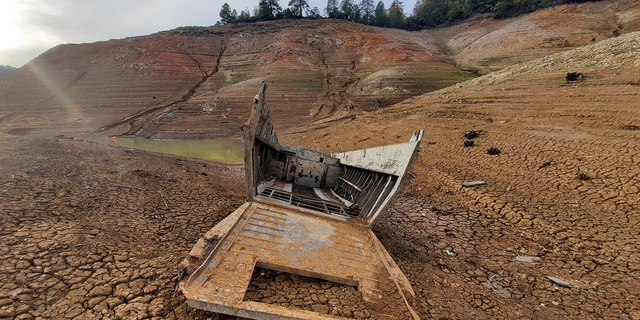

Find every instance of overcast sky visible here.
[0,0,418,68]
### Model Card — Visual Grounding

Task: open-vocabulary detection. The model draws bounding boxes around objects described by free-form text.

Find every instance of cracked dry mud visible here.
[1,103,639,320]
[4,130,638,320]
[0,136,245,319]
[243,267,375,319]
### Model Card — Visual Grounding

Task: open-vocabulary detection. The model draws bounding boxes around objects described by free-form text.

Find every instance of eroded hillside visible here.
[426,0,640,74]
[0,20,472,139]
[2,0,640,140]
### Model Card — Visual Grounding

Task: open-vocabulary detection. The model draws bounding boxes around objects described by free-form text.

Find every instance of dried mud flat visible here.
[0,136,246,319]
[243,267,375,319]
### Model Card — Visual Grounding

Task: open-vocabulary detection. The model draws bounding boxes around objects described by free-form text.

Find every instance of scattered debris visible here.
[546,276,580,289]
[621,124,640,130]
[566,72,584,81]
[487,147,501,155]
[487,275,518,299]
[464,140,475,147]
[539,161,552,169]
[462,181,487,187]
[464,130,482,139]
[578,173,592,181]
[514,255,540,263]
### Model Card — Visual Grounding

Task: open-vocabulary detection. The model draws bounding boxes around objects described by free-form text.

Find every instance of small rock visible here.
[462,181,486,187]
[0,308,15,318]
[464,130,482,139]
[64,304,84,318]
[9,288,26,297]
[546,276,580,289]
[514,256,540,263]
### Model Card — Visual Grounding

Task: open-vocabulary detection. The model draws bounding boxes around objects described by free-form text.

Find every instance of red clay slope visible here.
[0,20,468,139]
[1,0,640,139]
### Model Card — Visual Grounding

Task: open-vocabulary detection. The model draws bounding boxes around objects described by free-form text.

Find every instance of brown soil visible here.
[3,0,640,141]
[244,266,375,319]
[0,20,469,141]
[0,135,245,319]
[424,0,640,74]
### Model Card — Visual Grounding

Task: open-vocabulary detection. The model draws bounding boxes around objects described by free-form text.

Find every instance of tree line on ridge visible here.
[219,0,600,29]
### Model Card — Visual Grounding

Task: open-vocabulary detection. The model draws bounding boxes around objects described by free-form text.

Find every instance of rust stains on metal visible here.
[179,82,423,319]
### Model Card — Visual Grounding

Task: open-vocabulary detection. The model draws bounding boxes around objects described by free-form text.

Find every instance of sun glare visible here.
[0,0,29,51]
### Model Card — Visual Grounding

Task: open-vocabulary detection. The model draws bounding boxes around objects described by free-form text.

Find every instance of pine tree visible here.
[340,0,360,21]
[359,0,375,24]
[325,0,340,18]
[388,4,403,27]
[258,0,282,20]
[238,8,252,22]
[309,6,322,17]
[390,0,403,8]
[288,0,310,17]
[374,1,387,26]
[219,3,236,24]
[268,0,283,17]
[388,0,404,27]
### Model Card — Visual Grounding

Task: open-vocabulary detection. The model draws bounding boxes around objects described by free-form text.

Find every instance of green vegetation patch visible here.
[93,137,244,162]
[408,67,477,92]
[222,75,253,88]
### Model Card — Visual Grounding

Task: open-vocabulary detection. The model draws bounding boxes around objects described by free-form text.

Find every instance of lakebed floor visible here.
[1,128,638,319]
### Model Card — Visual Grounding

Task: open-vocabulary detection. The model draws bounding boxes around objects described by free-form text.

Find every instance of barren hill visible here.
[0,65,16,79]
[427,0,640,74]
[1,0,639,139]
[283,31,640,319]
[0,20,471,139]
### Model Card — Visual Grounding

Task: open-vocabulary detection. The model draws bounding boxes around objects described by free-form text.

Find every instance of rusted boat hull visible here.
[179,82,423,319]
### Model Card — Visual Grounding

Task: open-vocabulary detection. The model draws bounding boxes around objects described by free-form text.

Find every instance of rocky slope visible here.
[2,0,640,140]
[423,0,640,74]
[0,20,472,139]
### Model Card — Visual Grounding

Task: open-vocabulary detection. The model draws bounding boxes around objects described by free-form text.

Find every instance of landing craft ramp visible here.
[178,82,423,319]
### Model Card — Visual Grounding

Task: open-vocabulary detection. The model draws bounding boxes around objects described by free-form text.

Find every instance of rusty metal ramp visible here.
[181,201,418,319]
[178,82,422,319]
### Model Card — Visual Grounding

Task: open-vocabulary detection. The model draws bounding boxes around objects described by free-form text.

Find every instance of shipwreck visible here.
[178,82,424,319]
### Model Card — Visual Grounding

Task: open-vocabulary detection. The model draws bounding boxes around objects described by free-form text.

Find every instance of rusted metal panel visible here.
[179,82,423,319]
[331,140,422,177]
[180,202,419,319]
[291,158,326,187]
